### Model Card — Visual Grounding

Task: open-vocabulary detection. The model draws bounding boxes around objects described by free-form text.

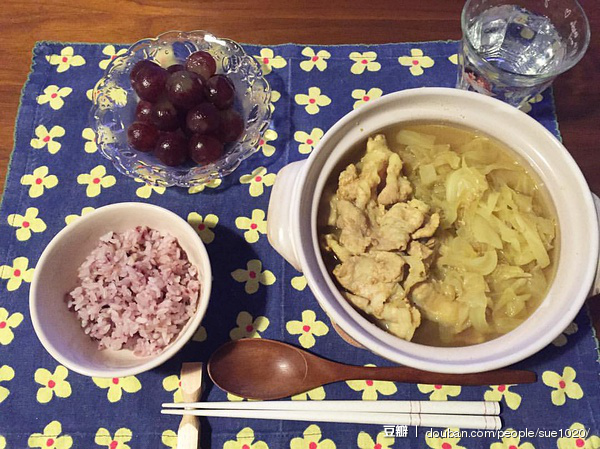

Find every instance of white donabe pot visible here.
[267,87,600,374]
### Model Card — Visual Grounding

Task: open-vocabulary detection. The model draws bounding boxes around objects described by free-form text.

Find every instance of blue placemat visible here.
[0,41,598,449]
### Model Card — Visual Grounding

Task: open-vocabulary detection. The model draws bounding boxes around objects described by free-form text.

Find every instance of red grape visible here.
[186,51,217,80]
[186,102,220,134]
[127,122,159,152]
[167,64,185,73]
[165,70,205,109]
[189,134,223,165]
[131,62,168,102]
[151,97,180,131]
[155,132,189,166]
[205,75,235,110]
[217,108,245,142]
[135,100,153,123]
[130,60,160,84]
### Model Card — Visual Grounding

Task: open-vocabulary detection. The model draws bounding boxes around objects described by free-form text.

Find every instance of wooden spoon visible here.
[207,339,536,400]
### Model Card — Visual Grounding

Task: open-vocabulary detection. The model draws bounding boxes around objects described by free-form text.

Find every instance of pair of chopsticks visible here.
[162,400,502,430]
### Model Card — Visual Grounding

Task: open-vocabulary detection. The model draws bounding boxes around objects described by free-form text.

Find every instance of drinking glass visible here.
[457,0,590,108]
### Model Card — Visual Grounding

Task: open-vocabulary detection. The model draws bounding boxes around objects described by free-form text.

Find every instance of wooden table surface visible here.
[1,0,599,325]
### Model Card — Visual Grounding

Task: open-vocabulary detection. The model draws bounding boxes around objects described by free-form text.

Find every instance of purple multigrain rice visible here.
[67,226,200,356]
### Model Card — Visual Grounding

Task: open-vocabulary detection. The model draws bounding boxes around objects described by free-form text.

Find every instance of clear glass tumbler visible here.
[457,0,590,108]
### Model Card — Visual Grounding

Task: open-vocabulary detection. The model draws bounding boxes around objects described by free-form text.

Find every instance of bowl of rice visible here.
[29,202,211,378]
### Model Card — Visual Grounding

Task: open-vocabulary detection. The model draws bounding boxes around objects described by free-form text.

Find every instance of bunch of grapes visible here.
[127,51,245,167]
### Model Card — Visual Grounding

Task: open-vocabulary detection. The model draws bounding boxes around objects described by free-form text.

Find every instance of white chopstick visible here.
[162,400,500,416]
[161,408,501,430]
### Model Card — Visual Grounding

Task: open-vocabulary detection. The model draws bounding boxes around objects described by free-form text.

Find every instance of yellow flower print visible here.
[349,51,381,75]
[542,366,583,406]
[286,310,329,349]
[224,427,269,449]
[46,46,86,72]
[0,435,5,449]
[95,428,132,449]
[28,421,73,449]
[357,431,394,449]
[398,49,435,76]
[235,209,267,243]
[99,45,128,70]
[254,48,287,75]
[346,364,397,400]
[425,427,465,449]
[37,85,72,110]
[0,365,14,403]
[231,259,276,294]
[351,88,383,109]
[553,322,578,347]
[93,375,142,402]
[65,207,95,225]
[292,386,326,401]
[31,125,65,154]
[21,166,58,198]
[239,167,276,197]
[484,384,521,410]
[7,207,46,241]
[34,366,72,403]
[557,423,600,449]
[294,128,323,155]
[187,212,218,244]
[259,129,278,157]
[290,424,336,449]
[269,90,281,113]
[193,325,207,342]
[448,53,461,65]
[230,311,270,340]
[161,430,177,448]
[135,179,166,199]
[188,178,222,194]
[82,128,97,153]
[0,307,23,345]
[520,93,543,113]
[417,384,461,401]
[163,375,183,403]
[77,165,116,197]
[295,87,332,115]
[490,428,535,449]
[1,256,35,291]
[300,47,331,72]
[291,275,307,291]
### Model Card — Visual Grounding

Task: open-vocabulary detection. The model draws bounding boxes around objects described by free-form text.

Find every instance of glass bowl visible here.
[90,30,272,187]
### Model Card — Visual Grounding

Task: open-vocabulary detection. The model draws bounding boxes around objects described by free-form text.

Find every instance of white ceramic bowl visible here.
[268,87,600,373]
[30,203,212,378]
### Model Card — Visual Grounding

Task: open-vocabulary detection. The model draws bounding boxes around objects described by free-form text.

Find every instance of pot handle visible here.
[591,193,600,297]
[267,160,306,272]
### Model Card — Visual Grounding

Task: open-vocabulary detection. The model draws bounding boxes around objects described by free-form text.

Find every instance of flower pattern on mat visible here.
[77,165,116,197]
[193,325,207,342]
[292,386,326,401]
[0,435,5,449]
[521,94,543,114]
[294,128,323,154]
[358,431,394,449]
[28,421,72,449]
[224,427,269,449]
[290,424,336,449]
[7,207,46,241]
[270,90,281,113]
[161,430,177,448]
[65,207,95,225]
[37,85,72,110]
[349,51,381,74]
[490,428,535,449]
[134,179,166,199]
[34,366,72,403]
[21,166,58,198]
[291,275,307,291]
[227,393,257,402]
[553,322,578,347]
[240,167,276,197]
[425,427,465,449]
[0,256,35,291]
[31,125,65,154]
[99,45,128,70]
[346,364,397,400]
[46,46,86,72]
[82,128,97,153]
[295,87,331,115]
[300,47,331,72]
[557,423,600,449]
[95,428,132,449]
[542,366,583,406]
[352,88,383,109]
[259,129,278,157]
[187,212,218,244]
[93,376,142,403]
[0,307,23,345]
[448,53,460,65]
[254,48,287,75]
[231,259,276,294]
[235,209,267,243]
[230,311,270,340]
[418,384,461,401]
[162,375,183,403]
[398,49,435,76]
[484,384,521,410]
[0,365,14,403]
[188,178,222,194]
[286,310,329,348]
